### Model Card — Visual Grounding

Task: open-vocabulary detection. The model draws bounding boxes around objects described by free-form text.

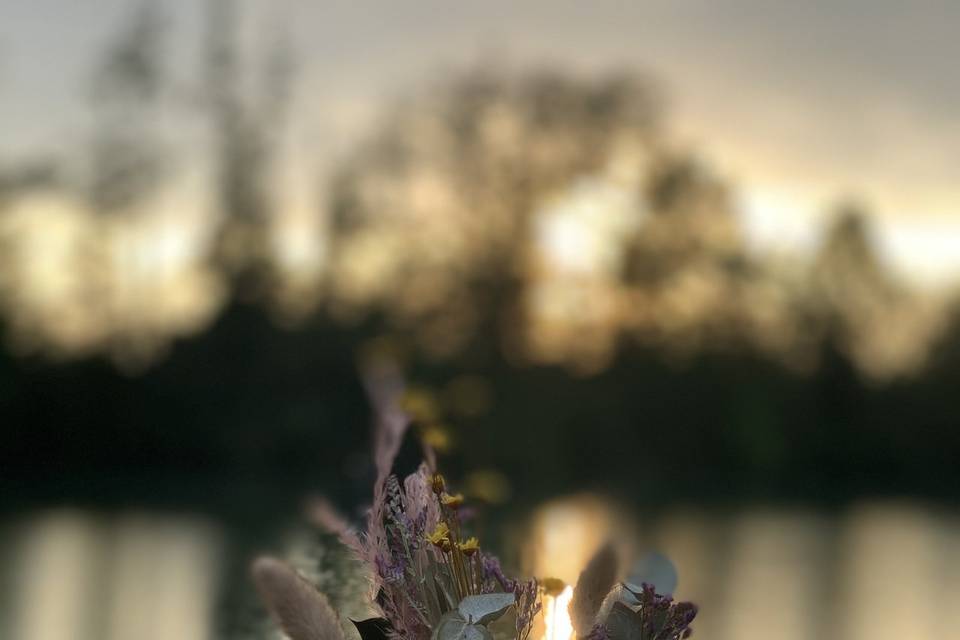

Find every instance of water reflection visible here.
[4,500,958,640]
[5,511,221,640]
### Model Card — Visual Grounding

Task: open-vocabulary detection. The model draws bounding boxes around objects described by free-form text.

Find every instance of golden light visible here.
[543,585,574,640]
[525,496,629,640]
[525,495,618,585]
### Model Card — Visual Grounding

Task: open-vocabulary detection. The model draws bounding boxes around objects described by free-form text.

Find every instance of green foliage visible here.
[457,593,516,625]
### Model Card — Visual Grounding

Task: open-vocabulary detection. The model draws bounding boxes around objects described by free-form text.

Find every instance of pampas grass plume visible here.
[568,543,619,637]
[252,556,345,640]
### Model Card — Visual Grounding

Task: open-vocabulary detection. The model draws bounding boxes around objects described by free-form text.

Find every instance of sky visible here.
[2,0,959,287]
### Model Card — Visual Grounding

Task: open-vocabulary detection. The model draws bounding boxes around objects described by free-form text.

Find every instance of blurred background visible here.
[2,1,960,638]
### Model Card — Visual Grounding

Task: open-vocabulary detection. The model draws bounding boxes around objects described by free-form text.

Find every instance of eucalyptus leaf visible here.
[432,612,496,640]
[486,606,518,640]
[457,593,516,625]
[433,611,468,640]
[605,601,643,640]
[462,624,494,640]
[619,583,641,605]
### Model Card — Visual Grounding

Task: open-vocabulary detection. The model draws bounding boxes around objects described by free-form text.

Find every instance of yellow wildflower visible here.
[458,537,480,556]
[441,492,465,509]
[541,577,566,596]
[426,522,451,549]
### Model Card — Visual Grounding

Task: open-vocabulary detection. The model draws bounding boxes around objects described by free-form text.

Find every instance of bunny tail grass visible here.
[252,556,345,640]
[569,542,619,637]
[308,496,365,556]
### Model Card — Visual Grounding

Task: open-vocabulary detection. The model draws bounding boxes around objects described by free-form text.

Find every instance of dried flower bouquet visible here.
[252,380,696,640]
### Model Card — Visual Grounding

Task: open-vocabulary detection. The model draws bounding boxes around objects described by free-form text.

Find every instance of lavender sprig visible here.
[608,583,697,640]
[513,577,541,640]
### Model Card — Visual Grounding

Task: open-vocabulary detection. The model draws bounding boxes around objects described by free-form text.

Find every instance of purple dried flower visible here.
[376,553,406,585]
[480,553,516,592]
[477,553,540,640]
[513,577,541,640]
[402,464,441,538]
[614,583,696,640]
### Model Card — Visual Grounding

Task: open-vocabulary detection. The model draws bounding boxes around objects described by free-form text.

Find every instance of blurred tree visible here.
[811,203,894,317]
[0,55,959,552]
[807,202,943,378]
[626,157,741,283]
[324,70,817,374]
[620,156,756,357]
[326,69,659,365]
[87,1,168,215]
[73,2,175,366]
[204,0,294,301]
[0,161,59,209]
